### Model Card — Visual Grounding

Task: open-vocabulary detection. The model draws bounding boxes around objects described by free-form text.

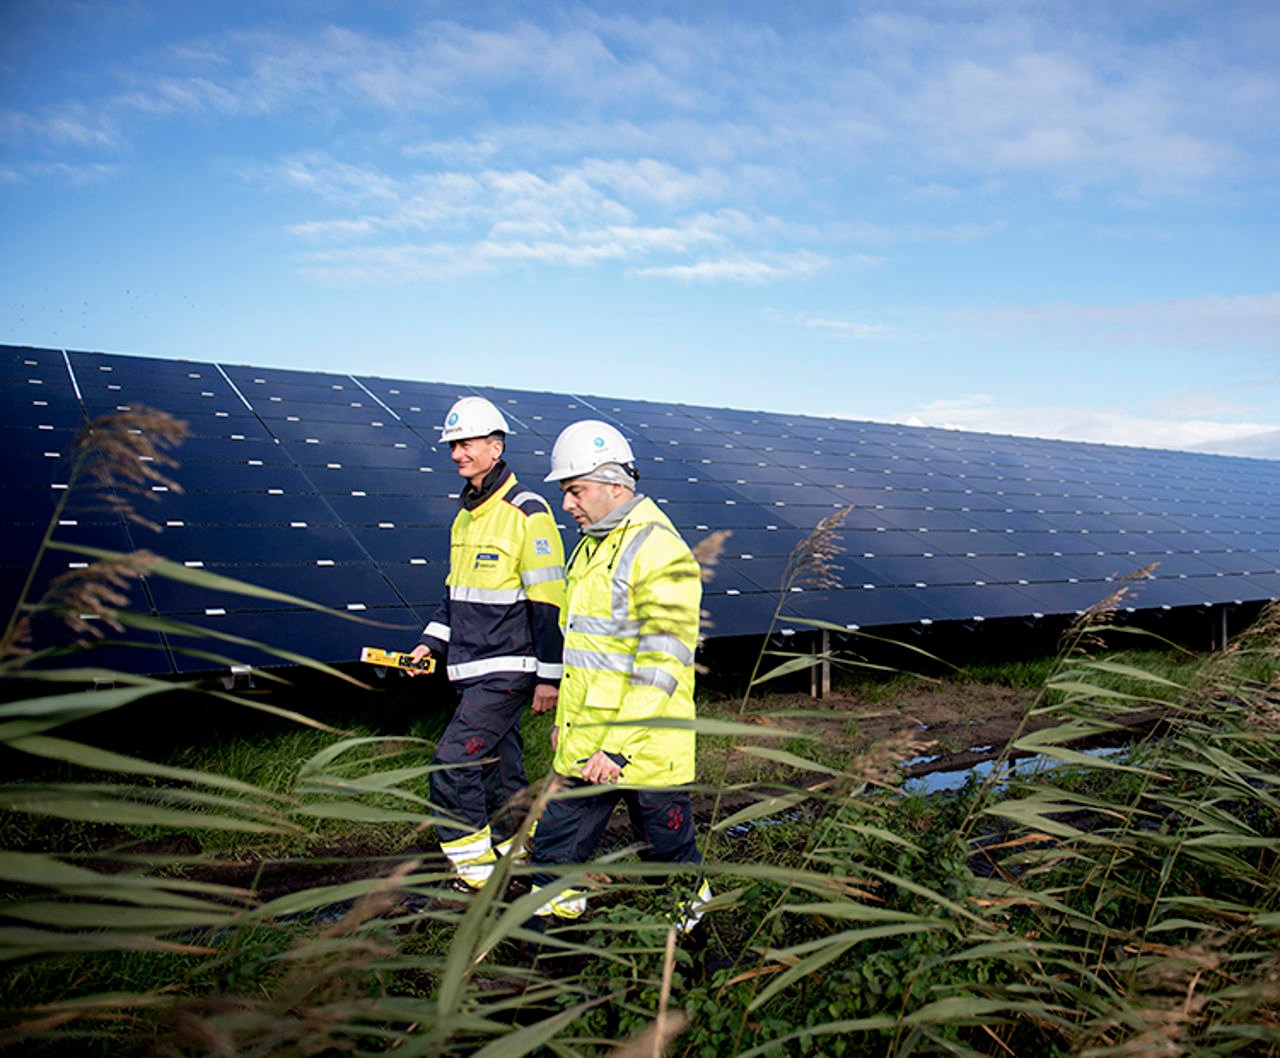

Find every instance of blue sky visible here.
[2,1,1278,456]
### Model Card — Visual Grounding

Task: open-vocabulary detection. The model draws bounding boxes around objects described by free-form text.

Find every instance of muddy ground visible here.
[155,681,1161,903]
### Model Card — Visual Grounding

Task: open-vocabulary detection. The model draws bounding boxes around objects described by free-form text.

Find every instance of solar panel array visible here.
[4,343,1279,676]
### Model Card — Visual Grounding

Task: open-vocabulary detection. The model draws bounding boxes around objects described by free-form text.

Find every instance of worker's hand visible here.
[405,643,432,678]
[550,725,559,753]
[581,750,623,785]
[531,683,558,714]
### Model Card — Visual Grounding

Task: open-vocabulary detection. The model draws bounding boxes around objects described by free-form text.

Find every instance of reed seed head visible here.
[71,405,190,531]
[42,550,161,640]
[785,507,850,593]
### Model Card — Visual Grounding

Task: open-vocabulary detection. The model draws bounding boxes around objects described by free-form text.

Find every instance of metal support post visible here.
[810,629,831,699]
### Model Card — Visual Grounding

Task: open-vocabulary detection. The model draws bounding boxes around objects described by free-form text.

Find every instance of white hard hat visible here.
[440,396,511,443]
[544,420,636,482]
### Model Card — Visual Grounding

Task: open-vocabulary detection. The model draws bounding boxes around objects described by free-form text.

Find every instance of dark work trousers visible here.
[530,777,701,888]
[430,675,535,845]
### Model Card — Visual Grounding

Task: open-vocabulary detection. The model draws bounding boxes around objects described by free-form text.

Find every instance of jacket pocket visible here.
[563,665,626,712]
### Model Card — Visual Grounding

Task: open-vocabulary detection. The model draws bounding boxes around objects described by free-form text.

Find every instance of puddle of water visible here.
[903,743,996,770]
[904,744,1126,795]
[722,807,807,840]
[906,757,1003,795]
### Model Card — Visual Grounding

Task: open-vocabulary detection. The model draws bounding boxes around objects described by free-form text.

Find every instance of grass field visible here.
[3,410,1277,1054]
[3,618,1278,1057]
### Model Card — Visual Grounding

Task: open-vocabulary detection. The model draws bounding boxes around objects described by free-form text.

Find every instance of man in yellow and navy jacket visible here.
[407,396,565,890]
[528,419,711,929]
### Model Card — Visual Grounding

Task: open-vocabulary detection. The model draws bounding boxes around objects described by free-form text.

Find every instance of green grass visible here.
[6,414,1275,1057]
[5,626,1279,1057]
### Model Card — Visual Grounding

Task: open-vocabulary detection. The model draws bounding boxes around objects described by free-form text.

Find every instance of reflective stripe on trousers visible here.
[447,655,539,681]
[441,825,496,889]
[532,883,588,919]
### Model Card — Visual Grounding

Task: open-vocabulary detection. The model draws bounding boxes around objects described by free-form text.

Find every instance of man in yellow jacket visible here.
[407,396,565,891]
[529,419,710,928]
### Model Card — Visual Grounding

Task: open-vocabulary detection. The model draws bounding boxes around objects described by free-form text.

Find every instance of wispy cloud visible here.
[577,157,727,206]
[797,314,894,340]
[952,291,1280,352]
[6,3,1278,300]
[893,392,1279,453]
[258,152,402,205]
[13,7,1274,190]
[0,160,123,185]
[259,150,803,282]
[296,242,477,284]
[628,252,828,283]
[910,52,1228,192]
[0,104,120,149]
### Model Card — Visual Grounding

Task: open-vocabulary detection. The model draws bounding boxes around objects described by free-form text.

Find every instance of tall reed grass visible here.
[1,411,1276,1056]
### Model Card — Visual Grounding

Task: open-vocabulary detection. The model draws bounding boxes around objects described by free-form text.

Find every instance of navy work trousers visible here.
[530,778,701,888]
[430,675,535,845]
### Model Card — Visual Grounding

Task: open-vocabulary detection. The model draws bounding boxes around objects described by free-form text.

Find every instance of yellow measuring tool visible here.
[359,647,437,673]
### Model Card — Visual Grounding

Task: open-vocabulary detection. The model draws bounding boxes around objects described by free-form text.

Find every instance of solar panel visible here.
[375,562,450,608]
[146,560,409,615]
[2,343,1277,677]
[323,493,455,526]
[155,523,368,565]
[165,608,420,672]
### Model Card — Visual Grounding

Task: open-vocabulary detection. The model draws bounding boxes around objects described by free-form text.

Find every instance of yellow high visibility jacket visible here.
[420,466,566,684]
[553,496,701,785]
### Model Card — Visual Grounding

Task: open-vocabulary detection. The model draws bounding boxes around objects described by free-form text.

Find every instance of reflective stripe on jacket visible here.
[553,496,700,785]
[420,471,566,684]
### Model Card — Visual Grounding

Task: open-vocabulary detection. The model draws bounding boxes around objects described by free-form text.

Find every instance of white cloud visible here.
[0,160,123,185]
[793,313,894,340]
[288,217,379,239]
[893,393,1278,453]
[952,291,1280,352]
[912,52,1227,190]
[577,157,727,206]
[475,239,628,266]
[0,104,119,149]
[403,136,503,166]
[9,3,1276,300]
[562,222,726,254]
[16,5,1272,200]
[1190,429,1280,460]
[296,242,480,284]
[252,150,799,282]
[628,252,829,283]
[1147,393,1250,420]
[252,151,402,205]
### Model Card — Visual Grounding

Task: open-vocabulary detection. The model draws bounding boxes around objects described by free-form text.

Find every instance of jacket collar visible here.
[460,460,512,512]
[582,491,646,538]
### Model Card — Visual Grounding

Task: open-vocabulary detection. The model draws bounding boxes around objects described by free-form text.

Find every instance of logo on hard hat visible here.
[593,436,605,447]
[447,412,459,426]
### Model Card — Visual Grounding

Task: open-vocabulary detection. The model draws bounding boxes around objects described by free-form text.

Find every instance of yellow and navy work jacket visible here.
[553,495,700,786]
[420,465,566,685]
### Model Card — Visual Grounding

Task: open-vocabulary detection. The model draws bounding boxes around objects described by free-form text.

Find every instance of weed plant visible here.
[1,409,1277,1055]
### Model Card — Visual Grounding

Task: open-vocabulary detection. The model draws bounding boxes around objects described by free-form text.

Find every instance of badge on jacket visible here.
[534,538,552,556]
[474,551,499,568]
